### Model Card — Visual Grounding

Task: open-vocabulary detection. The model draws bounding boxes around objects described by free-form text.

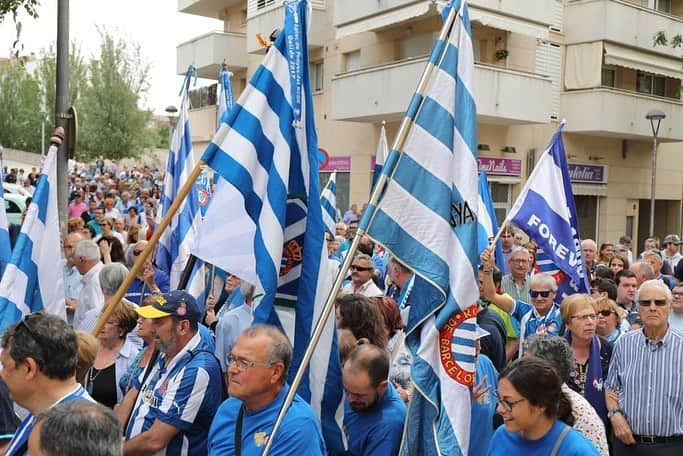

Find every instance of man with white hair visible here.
[73,240,104,328]
[582,239,598,280]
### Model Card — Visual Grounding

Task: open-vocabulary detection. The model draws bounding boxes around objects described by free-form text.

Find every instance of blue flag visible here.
[0,142,65,330]
[364,1,479,454]
[320,171,337,234]
[477,171,505,271]
[191,1,345,451]
[508,123,591,297]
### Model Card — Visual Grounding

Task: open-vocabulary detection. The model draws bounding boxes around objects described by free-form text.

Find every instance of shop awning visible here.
[336,2,436,39]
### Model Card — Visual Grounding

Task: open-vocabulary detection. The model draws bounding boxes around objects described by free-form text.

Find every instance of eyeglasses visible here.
[529,290,552,298]
[597,310,614,317]
[493,391,526,412]
[99,223,109,227]
[16,315,46,366]
[133,249,143,256]
[571,313,597,322]
[672,292,683,298]
[509,259,528,264]
[350,265,373,272]
[638,299,668,307]
[227,354,275,371]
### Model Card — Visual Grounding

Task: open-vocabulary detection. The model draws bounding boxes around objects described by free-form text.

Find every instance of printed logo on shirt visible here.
[254,431,269,447]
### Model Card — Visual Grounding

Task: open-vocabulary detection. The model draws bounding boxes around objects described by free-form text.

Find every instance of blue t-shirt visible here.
[125,333,223,456]
[124,270,170,305]
[208,385,325,456]
[344,382,406,456]
[469,354,498,456]
[512,300,563,351]
[489,420,600,456]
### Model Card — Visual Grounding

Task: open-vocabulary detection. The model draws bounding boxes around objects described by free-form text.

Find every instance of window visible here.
[601,67,616,87]
[319,172,349,216]
[5,199,20,214]
[636,71,666,97]
[257,0,275,9]
[310,61,324,92]
[344,50,360,72]
[490,182,512,224]
[641,0,671,13]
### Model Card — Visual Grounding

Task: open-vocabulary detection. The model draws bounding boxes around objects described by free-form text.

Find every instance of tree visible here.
[653,31,683,66]
[78,29,156,160]
[0,60,41,152]
[0,0,39,56]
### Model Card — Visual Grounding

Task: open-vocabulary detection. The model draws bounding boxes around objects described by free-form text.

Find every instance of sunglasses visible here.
[529,290,552,298]
[638,299,668,307]
[350,265,373,272]
[597,310,614,317]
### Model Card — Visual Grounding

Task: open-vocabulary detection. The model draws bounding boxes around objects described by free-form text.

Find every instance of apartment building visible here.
[177,0,683,251]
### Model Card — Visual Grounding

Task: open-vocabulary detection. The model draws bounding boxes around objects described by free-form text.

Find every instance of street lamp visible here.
[40,109,48,157]
[646,108,666,237]
[165,105,178,148]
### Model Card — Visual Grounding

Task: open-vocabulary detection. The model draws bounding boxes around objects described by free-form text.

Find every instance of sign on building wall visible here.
[318,147,351,172]
[477,157,522,176]
[567,164,607,183]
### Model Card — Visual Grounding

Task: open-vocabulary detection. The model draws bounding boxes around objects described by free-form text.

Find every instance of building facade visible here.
[177,0,683,253]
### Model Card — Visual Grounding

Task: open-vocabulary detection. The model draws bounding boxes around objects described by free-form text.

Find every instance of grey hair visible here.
[636,279,673,303]
[389,257,411,274]
[354,253,375,269]
[239,280,255,299]
[530,273,558,292]
[73,240,100,262]
[509,245,530,259]
[99,263,129,296]
[631,261,655,281]
[36,400,121,456]
[523,335,574,381]
[642,249,663,263]
[241,324,292,385]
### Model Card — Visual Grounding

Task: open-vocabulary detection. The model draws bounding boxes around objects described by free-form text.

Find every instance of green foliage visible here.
[0,0,40,57]
[78,28,156,161]
[156,124,170,149]
[672,34,683,49]
[0,61,41,152]
[653,31,668,47]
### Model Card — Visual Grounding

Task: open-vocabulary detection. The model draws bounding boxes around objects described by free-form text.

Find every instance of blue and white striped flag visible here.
[321,171,337,234]
[477,171,505,272]
[217,63,235,129]
[364,2,479,454]
[0,142,65,331]
[371,122,389,191]
[0,184,12,277]
[508,123,591,298]
[191,1,345,451]
[156,69,206,309]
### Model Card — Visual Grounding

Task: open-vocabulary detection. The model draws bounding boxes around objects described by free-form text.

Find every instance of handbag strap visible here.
[550,424,571,456]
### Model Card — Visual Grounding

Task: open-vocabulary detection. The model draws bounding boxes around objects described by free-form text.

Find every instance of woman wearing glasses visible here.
[560,294,612,425]
[489,357,600,455]
[594,297,624,343]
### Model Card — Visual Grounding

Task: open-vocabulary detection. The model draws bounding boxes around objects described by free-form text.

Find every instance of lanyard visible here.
[234,405,244,456]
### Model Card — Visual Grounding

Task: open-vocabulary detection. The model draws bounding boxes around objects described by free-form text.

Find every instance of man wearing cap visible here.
[662,234,683,272]
[120,291,223,456]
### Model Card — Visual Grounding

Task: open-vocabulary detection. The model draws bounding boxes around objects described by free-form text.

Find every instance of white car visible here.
[3,183,31,198]
[4,192,27,226]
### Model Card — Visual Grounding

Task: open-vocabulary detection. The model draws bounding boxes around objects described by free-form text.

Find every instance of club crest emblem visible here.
[439,305,479,387]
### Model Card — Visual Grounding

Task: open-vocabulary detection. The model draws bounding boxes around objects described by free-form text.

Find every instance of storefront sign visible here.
[318,147,351,172]
[568,164,606,184]
[477,157,522,176]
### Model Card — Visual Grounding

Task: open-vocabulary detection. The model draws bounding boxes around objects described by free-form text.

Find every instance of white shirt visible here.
[74,262,105,328]
[341,279,384,298]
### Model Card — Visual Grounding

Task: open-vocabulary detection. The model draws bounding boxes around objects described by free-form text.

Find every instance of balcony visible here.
[333,0,553,38]
[565,0,683,60]
[178,0,243,19]
[331,56,552,124]
[246,0,330,54]
[561,87,683,141]
[188,105,219,143]
[176,31,247,79]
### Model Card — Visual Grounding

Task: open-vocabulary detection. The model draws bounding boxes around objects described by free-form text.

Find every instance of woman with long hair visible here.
[596,243,615,266]
[335,294,388,349]
[489,357,600,455]
[608,254,629,275]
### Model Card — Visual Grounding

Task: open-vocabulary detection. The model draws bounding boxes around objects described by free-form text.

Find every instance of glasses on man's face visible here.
[672,292,683,298]
[350,265,373,272]
[493,391,526,412]
[638,299,668,307]
[597,309,614,317]
[529,290,552,298]
[510,259,528,264]
[571,313,597,322]
[227,354,275,371]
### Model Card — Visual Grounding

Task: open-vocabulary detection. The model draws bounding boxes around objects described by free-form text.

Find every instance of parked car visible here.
[4,192,27,226]
[3,182,31,198]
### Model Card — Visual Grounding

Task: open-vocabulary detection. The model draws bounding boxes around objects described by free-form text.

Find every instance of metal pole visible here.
[261,5,460,455]
[41,118,45,157]
[650,134,657,237]
[55,0,69,231]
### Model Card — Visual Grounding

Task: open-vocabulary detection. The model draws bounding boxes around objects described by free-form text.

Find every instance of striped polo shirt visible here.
[606,326,683,437]
[125,332,223,455]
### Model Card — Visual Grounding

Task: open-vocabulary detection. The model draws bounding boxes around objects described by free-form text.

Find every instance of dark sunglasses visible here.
[350,265,373,272]
[597,310,613,317]
[529,290,552,298]
[638,299,668,307]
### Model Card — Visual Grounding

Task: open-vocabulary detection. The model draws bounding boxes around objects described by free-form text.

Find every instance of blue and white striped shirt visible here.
[606,326,683,436]
[125,332,223,456]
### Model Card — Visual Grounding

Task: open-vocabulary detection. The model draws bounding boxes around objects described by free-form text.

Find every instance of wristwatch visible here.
[607,408,624,419]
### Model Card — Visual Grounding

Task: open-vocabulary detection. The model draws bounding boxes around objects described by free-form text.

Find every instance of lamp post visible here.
[646,108,666,237]
[40,109,48,157]
[165,105,178,148]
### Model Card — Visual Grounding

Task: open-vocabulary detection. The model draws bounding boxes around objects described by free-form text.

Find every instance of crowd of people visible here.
[0,159,682,455]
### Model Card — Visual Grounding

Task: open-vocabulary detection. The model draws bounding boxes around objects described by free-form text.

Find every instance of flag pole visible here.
[262,5,460,455]
[91,161,205,336]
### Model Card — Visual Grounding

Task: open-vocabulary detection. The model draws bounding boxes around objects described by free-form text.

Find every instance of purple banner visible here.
[477,157,522,176]
[568,164,606,183]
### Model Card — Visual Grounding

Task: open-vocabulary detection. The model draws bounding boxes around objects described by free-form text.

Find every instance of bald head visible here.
[344,344,389,387]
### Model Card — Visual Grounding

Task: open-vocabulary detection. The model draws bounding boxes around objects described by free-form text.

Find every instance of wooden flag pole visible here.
[91,161,205,336]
